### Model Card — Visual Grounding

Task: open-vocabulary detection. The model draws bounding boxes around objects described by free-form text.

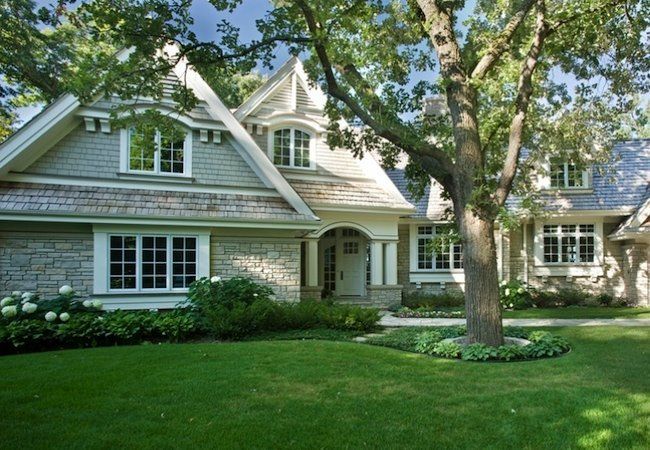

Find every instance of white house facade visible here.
[0,55,648,308]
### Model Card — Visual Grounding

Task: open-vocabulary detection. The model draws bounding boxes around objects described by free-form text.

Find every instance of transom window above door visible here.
[124,123,191,176]
[272,127,312,168]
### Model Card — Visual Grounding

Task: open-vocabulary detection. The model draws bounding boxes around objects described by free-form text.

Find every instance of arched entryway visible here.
[318,227,369,297]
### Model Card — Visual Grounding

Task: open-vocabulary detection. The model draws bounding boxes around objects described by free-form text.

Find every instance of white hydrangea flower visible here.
[517,287,525,294]
[0,297,14,307]
[44,311,57,322]
[500,280,508,287]
[22,302,37,314]
[59,312,70,322]
[210,276,222,283]
[504,288,511,297]
[1,305,17,318]
[82,300,93,308]
[253,293,258,297]
[509,303,514,308]
[59,285,74,296]
[92,299,103,310]
[21,292,34,303]
[11,291,22,298]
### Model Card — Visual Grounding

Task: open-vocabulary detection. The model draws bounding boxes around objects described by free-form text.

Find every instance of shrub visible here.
[497,345,526,361]
[432,341,462,358]
[499,280,532,310]
[403,291,464,308]
[503,326,528,339]
[531,290,559,308]
[394,307,465,318]
[461,343,498,361]
[187,277,274,311]
[414,331,443,355]
[525,331,571,358]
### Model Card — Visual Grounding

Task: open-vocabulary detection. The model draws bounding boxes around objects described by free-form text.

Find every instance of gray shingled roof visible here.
[526,140,650,212]
[388,139,650,218]
[0,182,315,222]
[385,169,452,219]
[289,179,414,210]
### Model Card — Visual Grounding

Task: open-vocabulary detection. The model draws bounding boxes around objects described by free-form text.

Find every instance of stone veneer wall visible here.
[0,232,94,296]
[507,223,629,300]
[211,238,302,302]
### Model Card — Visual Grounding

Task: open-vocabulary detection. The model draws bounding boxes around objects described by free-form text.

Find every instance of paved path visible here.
[380,314,650,327]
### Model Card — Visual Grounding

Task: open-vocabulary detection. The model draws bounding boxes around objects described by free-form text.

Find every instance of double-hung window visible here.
[272,128,311,168]
[417,225,463,270]
[127,124,188,175]
[109,234,197,291]
[543,224,595,264]
[549,160,589,189]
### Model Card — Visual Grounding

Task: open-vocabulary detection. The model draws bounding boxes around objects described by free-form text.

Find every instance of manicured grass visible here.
[503,307,650,319]
[1,327,649,449]
[402,306,650,319]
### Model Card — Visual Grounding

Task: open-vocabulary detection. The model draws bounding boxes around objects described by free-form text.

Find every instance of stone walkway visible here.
[380,313,650,328]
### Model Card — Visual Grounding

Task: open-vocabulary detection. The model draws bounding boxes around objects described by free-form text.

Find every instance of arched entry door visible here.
[320,228,368,297]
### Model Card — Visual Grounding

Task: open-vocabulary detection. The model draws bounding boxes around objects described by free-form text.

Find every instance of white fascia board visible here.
[313,205,416,215]
[292,58,327,110]
[234,57,299,120]
[76,106,229,132]
[0,94,80,175]
[169,54,317,220]
[0,213,320,230]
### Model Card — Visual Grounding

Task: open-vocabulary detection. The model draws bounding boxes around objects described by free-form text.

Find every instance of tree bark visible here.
[457,208,503,346]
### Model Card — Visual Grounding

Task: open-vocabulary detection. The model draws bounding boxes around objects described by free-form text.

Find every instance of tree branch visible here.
[293,0,456,190]
[495,0,548,206]
[470,0,537,79]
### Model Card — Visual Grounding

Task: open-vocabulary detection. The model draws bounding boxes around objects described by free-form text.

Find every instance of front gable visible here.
[0,48,318,224]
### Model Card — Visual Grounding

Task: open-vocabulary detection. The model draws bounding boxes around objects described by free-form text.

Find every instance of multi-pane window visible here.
[549,161,588,189]
[108,234,198,291]
[543,224,595,264]
[417,225,463,270]
[323,245,336,292]
[343,241,359,254]
[128,125,186,175]
[273,128,311,168]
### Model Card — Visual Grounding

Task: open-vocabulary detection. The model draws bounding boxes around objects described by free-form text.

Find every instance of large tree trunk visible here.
[458,209,503,346]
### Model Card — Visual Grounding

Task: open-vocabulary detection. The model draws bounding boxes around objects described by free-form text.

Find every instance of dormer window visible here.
[272,128,312,168]
[549,160,589,189]
[124,123,191,176]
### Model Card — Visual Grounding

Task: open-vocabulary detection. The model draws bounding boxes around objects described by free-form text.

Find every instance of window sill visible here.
[533,265,603,277]
[410,272,465,283]
[116,172,195,183]
[275,166,317,173]
[541,188,593,195]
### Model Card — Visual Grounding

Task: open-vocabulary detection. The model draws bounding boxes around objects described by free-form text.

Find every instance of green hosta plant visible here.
[414,331,443,355]
[461,343,499,361]
[497,345,527,361]
[432,341,462,359]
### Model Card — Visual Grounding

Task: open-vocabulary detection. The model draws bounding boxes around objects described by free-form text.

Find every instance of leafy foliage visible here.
[414,330,443,354]
[500,279,533,310]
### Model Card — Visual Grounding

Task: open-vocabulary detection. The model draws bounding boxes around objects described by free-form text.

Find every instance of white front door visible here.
[338,240,365,296]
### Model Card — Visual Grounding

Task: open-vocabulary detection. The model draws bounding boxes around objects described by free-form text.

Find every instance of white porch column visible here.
[385,242,398,285]
[306,239,319,287]
[370,241,384,285]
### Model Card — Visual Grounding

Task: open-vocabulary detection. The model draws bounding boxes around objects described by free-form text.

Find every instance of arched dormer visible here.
[267,124,316,170]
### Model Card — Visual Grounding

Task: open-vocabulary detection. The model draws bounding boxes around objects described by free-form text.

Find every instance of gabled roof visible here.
[234,57,327,121]
[0,46,318,222]
[609,186,650,241]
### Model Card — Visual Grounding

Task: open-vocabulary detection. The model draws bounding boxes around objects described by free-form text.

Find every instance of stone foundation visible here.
[211,238,302,302]
[366,284,403,308]
[0,232,94,297]
[300,285,323,300]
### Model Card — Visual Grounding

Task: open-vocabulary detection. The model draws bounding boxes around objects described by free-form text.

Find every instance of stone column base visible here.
[366,284,403,308]
[300,285,323,301]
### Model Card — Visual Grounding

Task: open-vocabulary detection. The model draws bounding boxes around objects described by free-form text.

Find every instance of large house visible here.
[0,56,648,309]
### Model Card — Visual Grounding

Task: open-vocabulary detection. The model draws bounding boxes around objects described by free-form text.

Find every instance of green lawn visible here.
[1,327,649,449]
[503,307,650,319]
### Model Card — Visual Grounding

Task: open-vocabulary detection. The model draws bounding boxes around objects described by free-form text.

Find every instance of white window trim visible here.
[119,127,193,177]
[267,126,316,170]
[93,226,210,295]
[409,223,464,274]
[538,159,591,191]
[533,219,604,271]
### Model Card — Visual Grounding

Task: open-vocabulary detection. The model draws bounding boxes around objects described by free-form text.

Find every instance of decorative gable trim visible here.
[168,48,317,220]
[234,57,327,121]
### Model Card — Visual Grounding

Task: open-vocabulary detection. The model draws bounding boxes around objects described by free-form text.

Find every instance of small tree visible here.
[4,0,647,345]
